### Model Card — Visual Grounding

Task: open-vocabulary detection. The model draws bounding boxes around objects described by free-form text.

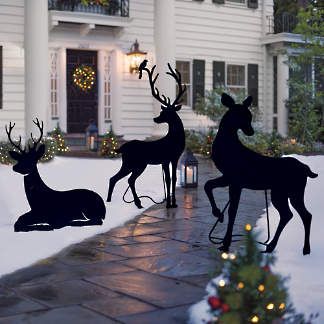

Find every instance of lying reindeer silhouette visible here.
[205,93,317,254]
[7,119,106,232]
[107,60,186,209]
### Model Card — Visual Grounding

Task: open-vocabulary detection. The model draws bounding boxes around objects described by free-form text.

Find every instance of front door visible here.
[66,49,98,133]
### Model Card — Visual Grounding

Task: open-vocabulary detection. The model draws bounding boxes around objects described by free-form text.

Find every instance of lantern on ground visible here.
[179,149,198,188]
[85,119,98,151]
[127,39,147,74]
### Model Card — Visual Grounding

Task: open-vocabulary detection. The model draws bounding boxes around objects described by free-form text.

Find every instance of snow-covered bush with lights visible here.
[189,224,315,324]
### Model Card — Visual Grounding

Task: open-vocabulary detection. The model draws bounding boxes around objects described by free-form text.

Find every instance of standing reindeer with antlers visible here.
[7,119,106,231]
[107,60,186,209]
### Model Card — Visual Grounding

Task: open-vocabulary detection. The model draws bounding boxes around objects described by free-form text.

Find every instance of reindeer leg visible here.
[290,188,312,255]
[265,190,293,253]
[107,165,131,202]
[128,166,146,209]
[171,160,178,208]
[204,176,229,222]
[219,185,241,252]
[14,211,51,232]
[162,162,172,208]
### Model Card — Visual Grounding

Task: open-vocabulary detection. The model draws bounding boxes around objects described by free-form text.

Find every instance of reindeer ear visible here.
[243,96,253,108]
[9,151,21,161]
[36,144,46,159]
[174,104,182,111]
[161,105,167,111]
[221,93,235,108]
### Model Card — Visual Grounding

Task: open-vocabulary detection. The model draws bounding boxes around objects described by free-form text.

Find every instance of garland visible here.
[73,65,95,91]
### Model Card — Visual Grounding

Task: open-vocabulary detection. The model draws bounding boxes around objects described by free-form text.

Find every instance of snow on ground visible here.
[189,155,323,323]
[0,157,164,278]
[256,155,323,322]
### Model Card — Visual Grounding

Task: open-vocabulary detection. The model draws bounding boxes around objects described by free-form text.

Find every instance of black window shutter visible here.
[0,46,2,109]
[247,0,258,9]
[213,61,225,89]
[212,0,225,4]
[315,58,324,93]
[192,59,205,109]
[248,64,258,106]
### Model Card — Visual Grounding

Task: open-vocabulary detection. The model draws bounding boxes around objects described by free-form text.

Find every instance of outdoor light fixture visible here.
[127,39,147,74]
[179,149,198,188]
[85,119,98,151]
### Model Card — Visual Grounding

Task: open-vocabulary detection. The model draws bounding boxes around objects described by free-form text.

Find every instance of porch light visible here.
[179,149,198,188]
[127,39,147,74]
[85,119,98,151]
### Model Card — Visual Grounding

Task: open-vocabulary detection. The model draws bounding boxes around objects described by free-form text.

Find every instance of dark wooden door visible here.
[67,49,98,133]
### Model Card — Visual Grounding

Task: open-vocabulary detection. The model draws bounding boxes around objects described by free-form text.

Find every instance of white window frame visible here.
[175,60,192,108]
[104,53,112,121]
[226,63,247,95]
[226,0,246,4]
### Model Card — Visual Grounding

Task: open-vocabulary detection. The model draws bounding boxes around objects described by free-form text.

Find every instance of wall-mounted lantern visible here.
[85,119,98,151]
[179,149,198,188]
[127,39,147,74]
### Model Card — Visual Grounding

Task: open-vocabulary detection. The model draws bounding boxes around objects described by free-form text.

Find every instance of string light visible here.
[245,223,252,231]
[266,303,274,310]
[229,253,236,260]
[251,315,259,323]
[73,65,96,91]
[258,284,265,292]
[279,303,285,310]
[218,279,226,287]
[221,252,229,259]
[237,282,244,289]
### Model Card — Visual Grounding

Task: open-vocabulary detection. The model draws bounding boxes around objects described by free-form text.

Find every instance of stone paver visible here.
[0,158,265,323]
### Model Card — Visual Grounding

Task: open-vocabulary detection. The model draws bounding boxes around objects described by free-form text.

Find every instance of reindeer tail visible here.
[305,165,318,178]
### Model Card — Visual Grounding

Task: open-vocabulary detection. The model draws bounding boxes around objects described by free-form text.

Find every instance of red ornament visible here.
[221,303,230,313]
[208,296,222,310]
[262,265,271,272]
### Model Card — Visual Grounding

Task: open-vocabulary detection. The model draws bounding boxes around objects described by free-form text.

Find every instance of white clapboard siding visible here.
[118,0,155,139]
[0,0,24,140]
[175,0,269,128]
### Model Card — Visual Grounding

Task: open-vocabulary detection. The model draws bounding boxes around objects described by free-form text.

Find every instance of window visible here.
[226,64,246,95]
[0,46,2,109]
[176,61,191,106]
[104,53,112,121]
[50,51,58,118]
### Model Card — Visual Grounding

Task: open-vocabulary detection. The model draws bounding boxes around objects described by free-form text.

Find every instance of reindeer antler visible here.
[5,122,25,153]
[139,61,170,107]
[30,118,44,149]
[166,63,187,109]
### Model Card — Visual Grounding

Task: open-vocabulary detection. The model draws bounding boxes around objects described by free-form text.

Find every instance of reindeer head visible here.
[6,119,45,175]
[139,60,186,125]
[221,93,254,136]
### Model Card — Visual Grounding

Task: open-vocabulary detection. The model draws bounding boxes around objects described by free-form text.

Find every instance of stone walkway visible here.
[0,158,265,324]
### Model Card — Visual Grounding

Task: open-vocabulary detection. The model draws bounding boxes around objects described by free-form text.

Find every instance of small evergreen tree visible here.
[48,124,69,155]
[206,225,315,323]
[99,131,119,158]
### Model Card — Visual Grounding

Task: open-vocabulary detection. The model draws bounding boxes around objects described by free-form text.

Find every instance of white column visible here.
[98,50,105,135]
[111,49,123,136]
[58,47,67,132]
[154,0,176,135]
[24,0,49,137]
[277,53,289,136]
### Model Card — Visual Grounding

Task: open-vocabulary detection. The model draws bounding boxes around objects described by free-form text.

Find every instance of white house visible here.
[0,0,320,142]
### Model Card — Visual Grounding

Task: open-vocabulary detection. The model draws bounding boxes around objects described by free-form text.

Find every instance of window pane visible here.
[176,61,190,84]
[227,0,245,3]
[227,65,245,86]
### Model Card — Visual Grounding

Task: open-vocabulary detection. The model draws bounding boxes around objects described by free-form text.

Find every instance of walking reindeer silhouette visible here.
[7,119,106,232]
[107,60,186,209]
[205,93,318,254]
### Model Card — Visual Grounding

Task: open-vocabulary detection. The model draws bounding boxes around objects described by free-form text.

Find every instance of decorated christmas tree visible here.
[99,131,119,158]
[205,224,313,324]
[49,124,69,155]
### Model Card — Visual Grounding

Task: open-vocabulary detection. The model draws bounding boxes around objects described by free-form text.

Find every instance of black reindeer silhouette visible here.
[7,119,106,231]
[205,93,317,254]
[107,61,186,209]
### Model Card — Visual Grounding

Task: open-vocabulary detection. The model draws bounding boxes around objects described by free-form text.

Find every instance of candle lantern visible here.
[85,119,98,151]
[179,149,198,188]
